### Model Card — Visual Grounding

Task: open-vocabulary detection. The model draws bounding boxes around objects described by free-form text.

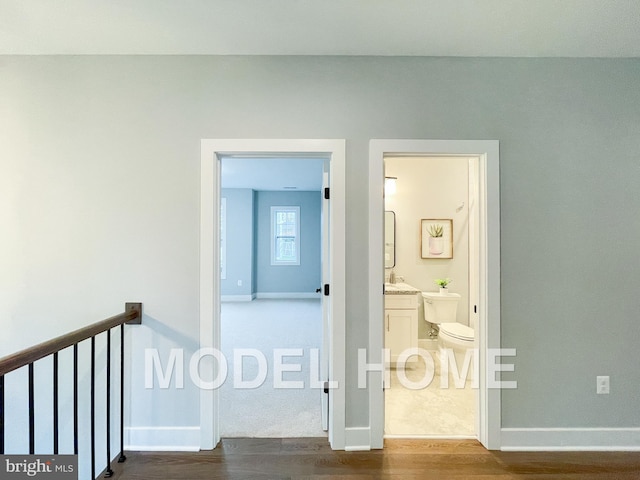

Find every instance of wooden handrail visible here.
[0,303,142,376]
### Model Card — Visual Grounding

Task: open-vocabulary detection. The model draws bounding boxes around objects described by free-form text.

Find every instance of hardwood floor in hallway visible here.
[108,438,640,479]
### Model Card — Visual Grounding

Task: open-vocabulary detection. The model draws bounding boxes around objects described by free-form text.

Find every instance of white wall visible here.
[2,56,640,450]
[385,156,470,338]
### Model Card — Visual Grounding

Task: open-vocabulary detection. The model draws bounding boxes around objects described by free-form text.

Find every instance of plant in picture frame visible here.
[421,219,453,259]
[428,224,443,238]
[428,223,444,255]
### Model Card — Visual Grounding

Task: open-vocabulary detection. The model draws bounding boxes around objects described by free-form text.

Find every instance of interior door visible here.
[321,158,330,431]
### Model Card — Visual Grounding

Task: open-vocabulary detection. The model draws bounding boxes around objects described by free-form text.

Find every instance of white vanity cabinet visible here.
[384,292,419,364]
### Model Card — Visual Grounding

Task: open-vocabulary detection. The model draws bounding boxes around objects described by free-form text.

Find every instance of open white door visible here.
[321,159,330,431]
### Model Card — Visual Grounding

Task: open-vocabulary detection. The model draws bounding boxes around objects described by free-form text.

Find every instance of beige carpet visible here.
[219,298,327,438]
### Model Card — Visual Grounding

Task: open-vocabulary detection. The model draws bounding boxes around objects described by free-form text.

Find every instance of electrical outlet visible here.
[237,280,243,287]
[596,375,610,394]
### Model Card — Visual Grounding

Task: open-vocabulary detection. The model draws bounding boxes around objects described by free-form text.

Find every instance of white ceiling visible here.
[2,0,640,57]
[221,157,324,191]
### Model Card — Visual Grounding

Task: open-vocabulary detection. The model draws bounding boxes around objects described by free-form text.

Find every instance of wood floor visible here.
[108,438,640,479]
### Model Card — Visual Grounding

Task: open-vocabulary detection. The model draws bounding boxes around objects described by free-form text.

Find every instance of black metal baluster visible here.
[73,344,78,455]
[118,324,126,463]
[105,329,113,478]
[0,304,140,470]
[91,336,96,480]
[53,352,59,454]
[29,362,34,454]
[1,374,4,454]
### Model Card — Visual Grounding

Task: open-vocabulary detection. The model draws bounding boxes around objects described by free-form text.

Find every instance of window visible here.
[271,206,300,265]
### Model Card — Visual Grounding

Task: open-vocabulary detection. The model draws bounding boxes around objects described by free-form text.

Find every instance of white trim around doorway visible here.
[199,139,347,450]
[368,139,501,450]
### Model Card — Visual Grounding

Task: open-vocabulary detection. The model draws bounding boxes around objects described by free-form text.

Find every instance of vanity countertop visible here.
[384,282,421,295]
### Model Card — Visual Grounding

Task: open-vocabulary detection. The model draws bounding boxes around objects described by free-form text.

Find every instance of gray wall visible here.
[220,188,254,296]
[255,190,321,293]
[2,56,640,443]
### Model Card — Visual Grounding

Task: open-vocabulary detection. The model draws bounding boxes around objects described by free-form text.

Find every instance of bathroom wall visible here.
[385,157,470,338]
[220,188,254,298]
[255,190,321,294]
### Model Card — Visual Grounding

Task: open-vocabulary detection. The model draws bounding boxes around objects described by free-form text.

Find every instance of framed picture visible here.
[421,219,453,259]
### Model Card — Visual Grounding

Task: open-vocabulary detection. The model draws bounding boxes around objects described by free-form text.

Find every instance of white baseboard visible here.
[125,426,200,451]
[221,294,255,302]
[255,292,321,299]
[221,293,320,301]
[344,427,371,451]
[501,427,640,451]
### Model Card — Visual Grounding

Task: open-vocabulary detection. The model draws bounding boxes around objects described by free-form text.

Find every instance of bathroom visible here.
[384,154,479,438]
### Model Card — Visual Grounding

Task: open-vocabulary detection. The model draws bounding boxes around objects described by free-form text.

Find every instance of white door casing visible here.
[321,159,330,431]
[368,139,501,450]
[199,139,346,450]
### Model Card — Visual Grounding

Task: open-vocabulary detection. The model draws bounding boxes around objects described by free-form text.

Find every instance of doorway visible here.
[383,155,479,438]
[219,156,326,437]
[200,139,347,450]
[369,139,501,450]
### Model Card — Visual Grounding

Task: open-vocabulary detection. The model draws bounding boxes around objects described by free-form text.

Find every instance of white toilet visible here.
[421,291,475,378]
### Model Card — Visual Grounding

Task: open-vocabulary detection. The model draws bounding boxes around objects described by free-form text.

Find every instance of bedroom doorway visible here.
[200,139,347,450]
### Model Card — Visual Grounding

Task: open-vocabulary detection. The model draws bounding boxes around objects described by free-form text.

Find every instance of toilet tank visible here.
[421,292,461,323]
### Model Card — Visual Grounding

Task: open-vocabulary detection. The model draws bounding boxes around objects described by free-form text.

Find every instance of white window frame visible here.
[270,205,300,265]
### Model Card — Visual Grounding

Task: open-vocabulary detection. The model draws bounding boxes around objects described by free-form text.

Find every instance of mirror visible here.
[385,211,395,268]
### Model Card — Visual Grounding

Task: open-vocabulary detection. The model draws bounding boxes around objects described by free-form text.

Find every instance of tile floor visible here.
[384,348,476,437]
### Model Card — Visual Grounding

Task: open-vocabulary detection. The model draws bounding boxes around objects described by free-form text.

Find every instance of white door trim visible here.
[199,139,347,450]
[368,139,501,450]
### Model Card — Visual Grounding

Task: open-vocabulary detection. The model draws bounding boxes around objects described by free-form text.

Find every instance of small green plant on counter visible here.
[434,278,453,288]
[428,224,443,237]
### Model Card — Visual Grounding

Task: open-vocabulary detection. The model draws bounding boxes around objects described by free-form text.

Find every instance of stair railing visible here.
[0,302,142,478]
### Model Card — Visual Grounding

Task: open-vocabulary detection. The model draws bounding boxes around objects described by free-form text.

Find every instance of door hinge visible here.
[324,284,330,296]
[324,187,330,200]
[323,381,329,394]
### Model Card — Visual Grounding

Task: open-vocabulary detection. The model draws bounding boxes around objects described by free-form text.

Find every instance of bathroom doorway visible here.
[368,139,501,450]
[383,155,479,438]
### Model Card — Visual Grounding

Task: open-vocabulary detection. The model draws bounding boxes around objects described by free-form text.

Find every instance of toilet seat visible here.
[439,322,474,341]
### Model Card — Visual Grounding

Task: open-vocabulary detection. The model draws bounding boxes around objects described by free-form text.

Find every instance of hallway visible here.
[110,438,640,479]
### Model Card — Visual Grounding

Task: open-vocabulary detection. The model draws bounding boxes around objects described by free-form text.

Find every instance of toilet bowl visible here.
[438,322,475,380]
[421,291,475,380]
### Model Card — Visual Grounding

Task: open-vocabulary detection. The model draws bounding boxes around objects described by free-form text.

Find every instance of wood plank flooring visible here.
[108,438,640,479]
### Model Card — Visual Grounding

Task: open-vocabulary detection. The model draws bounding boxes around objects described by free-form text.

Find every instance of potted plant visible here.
[434,278,452,294]
[428,224,444,255]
